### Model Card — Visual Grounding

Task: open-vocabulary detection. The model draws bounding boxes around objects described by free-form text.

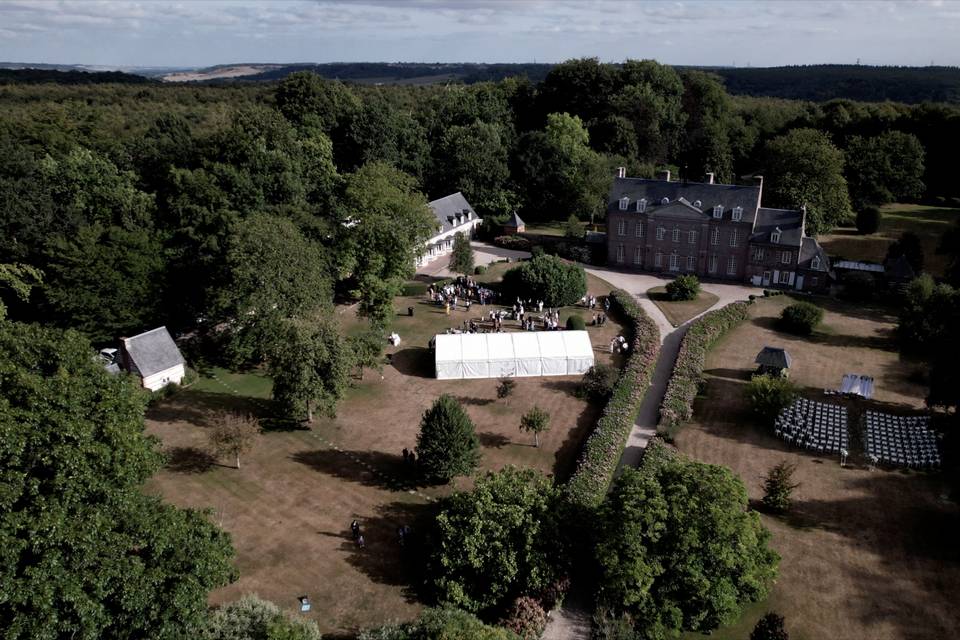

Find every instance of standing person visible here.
[402,448,409,463]
[357,534,365,549]
[351,520,360,540]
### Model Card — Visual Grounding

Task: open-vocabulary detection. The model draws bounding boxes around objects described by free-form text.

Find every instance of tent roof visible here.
[485,333,515,360]
[434,334,463,363]
[755,346,792,368]
[461,335,489,362]
[511,332,541,358]
[561,331,594,359]
[536,331,566,358]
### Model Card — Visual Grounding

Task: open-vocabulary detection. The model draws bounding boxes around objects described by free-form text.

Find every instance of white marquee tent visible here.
[434,331,595,380]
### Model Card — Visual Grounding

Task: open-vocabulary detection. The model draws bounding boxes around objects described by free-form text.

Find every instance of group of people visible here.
[581,295,610,312]
[349,519,414,550]
[427,276,498,312]
[591,312,608,326]
[609,335,629,354]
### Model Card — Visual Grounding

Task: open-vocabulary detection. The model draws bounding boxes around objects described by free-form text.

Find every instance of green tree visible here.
[762,128,853,235]
[855,206,881,234]
[778,301,824,335]
[580,363,620,401]
[431,121,513,216]
[595,447,778,637]
[746,374,798,422]
[216,214,332,365]
[502,254,587,307]
[564,213,586,239]
[665,274,700,301]
[519,405,551,447]
[449,232,475,276]
[761,462,800,514]
[0,262,41,320]
[208,411,261,470]
[269,318,350,423]
[845,131,925,208]
[497,376,517,403]
[425,467,565,612]
[416,394,481,483]
[679,71,734,183]
[886,230,925,274]
[0,321,235,639]
[358,607,518,640]
[275,71,360,133]
[202,594,322,640]
[347,326,385,379]
[750,612,789,640]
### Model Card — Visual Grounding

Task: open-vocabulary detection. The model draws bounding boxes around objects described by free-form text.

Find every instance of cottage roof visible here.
[752,208,804,246]
[755,346,792,369]
[607,177,762,224]
[428,192,478,235]
[123,327,185,378]
[884,254,916,281]
[504,211,525,228]
[799,237,831,273]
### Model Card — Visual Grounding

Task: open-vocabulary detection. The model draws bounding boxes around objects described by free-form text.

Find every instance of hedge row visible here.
[657,301,750,434]
[565,289,661,509]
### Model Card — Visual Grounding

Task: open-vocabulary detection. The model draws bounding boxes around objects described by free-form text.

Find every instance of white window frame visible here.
[636,222,644,238]
[709,254,718,273]
[657,227,665,241]
[634,246,642,265]
[616,243,625,263]
[752,247,764,262]
[619,197,629,211]
[729,230,739,247]
[672,228,680,243]
[686,255,695,271]
[688,230,696,244]
[771,229,781,244]
[780,251,791,264]
[811,256,821,270]
[713,205,723,219]
[669,253,679,271]
[654,252,663,267]
[711,227,720,246]
[732,206,743,222]
[661,196,670,205]
[617,219,627,236]
[727,255,737,275]
[636,198,647,213]
[779,270,791,284]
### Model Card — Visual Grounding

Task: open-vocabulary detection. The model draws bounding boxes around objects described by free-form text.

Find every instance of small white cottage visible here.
[119,326,186,391]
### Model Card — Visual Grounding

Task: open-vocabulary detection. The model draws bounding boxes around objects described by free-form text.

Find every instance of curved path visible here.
[543,268,754,640]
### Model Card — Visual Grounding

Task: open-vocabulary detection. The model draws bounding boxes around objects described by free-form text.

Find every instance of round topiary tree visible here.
[416,394,481,483]
[502,254,587,307]
[779,301,823,335]
[665,274,701,301]
[855,207,881,235]
[580,363,620,401]
[565,314,586,330]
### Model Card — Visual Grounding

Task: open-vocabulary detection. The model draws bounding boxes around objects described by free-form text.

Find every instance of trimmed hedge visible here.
[565,289,660,509]
[658,301,750,434]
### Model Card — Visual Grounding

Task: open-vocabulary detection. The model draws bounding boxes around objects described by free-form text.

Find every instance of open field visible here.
[647,286,719,326]
[676,296,960,640]
[819,203,960,277]
[145,275,624,635]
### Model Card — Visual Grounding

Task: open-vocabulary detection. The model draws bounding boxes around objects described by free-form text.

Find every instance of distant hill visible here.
[0,67,155,85]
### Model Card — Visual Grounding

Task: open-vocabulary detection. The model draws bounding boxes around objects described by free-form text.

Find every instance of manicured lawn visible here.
[675,296,959,640]
[190,366,272,399]
[145,272,627,635]
[819,202,960,276]
[647,286,719,326]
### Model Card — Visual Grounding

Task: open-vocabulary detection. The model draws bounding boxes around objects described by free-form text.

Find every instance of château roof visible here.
[607,177,762,224]
[428,192,478,235]
[752,208,804,247]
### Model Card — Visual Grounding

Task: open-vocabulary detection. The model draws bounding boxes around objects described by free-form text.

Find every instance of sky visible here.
[1,0,959,69]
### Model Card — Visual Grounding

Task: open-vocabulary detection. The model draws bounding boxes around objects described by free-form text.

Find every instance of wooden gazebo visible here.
[755,346,792,377]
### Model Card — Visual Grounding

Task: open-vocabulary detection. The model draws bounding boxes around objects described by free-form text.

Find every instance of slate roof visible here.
[751,208,804,247]
[884,254,916,281]
[607,177,762,224]
[123,327,185,378]
[504,212,525,228]
[428,192,478,235]
[755,346,792,369]
[798,237,831,272]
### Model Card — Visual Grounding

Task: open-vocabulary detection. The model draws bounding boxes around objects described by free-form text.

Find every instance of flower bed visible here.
[565,289,660,509]
[658,301,750,436]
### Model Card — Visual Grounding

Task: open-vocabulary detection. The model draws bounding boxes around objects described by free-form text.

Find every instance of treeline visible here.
[0,58,958,351]
[0,68,155,85]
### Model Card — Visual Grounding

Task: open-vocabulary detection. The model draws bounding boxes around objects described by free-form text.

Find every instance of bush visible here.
[565,314,585,330]
[202,595,322,640]
[658,302,750,434]
[762,461,800,514]
[497,376,516,402]
[500,596,547,640]
[779,302,823,335]
[359,607,519,640]
[665,274,700,301]
[474,265,487,275]
[566,290,660,509]
[751,613,789,640]
[840,270,876,302]
[416,395,480,483]
[495,235,532,251]
[747,374,798,421]
[855,206,881,235]
[565,245,592,264]
[579,363,620,401]
[502,254,587,307]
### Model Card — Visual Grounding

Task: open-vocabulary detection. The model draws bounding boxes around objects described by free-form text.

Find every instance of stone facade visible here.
[606,170,831,293]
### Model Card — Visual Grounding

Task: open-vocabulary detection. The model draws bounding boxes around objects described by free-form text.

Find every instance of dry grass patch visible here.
[674,296,960,640]
[647,286,719,327]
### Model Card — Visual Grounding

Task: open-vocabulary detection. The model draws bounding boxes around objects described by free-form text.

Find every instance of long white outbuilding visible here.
[434,330,595,380]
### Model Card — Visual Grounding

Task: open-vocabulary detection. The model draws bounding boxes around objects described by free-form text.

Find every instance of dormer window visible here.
[467,211,473,220]
[693,200,702,208]
[636,198,647,213]
[732,206,743,222]
[661,197,670,205]
[712,205,723,219]
[811,255,821,270]
[771,227,781,244]
[619,196,629,211]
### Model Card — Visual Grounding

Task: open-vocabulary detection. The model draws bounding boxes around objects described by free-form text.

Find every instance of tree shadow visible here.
[807,329,895,351]
[290,448,427,491]
[542,378,582,397]
[146,390,269,428]
[456,395,495,406]
[391,347,433,378]
[553,399,605,482]
[163,446,216,473]
[704,367,752,381]
[478,431,511,448]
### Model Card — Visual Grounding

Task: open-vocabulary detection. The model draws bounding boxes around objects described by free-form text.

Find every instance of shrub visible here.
[497,376,516,402]
[762,461,800,514]
[416,395,480,483]
[840,271,876,302]
[359,607,519,640]
[519,405,551,448]
[449,232,474,275]
[566,245,592,264]
[855,206,881,235]
[202,595,322,640]
[474,265,487,275]
[502,254,587,307]
[565,314,586,330]
[779,301,823,335]
[566,290,660,509]
[500,596,547,640]
[751,612,789,640]
[495,235,532,251]
[579,363,620,401]
[747,374,798,422]
[665,274,700,301]
[564,214,586,240]
[658,302,750,434]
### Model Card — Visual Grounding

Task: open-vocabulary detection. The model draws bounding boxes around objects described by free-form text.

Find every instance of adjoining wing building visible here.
[605,168,831,292]
[417,191,481,267]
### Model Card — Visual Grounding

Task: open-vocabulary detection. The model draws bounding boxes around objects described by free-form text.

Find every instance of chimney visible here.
[658,169,671,182]
[705,172,715,185]
[616,166,626,178]
[754,174,764,206]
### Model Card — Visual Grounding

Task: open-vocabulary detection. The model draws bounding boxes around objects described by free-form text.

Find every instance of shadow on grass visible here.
[478,431,511,448]
[704,367,752,381]
[164,446,217,473]
[392,347,433,378]
[456,395,495,406]
[542,378,582,397]
[291,448,428,491]
[146,389,269,428]
[553,398,605,483]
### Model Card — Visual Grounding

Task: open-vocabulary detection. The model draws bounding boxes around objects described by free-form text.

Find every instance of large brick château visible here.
[605,168,832,292]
